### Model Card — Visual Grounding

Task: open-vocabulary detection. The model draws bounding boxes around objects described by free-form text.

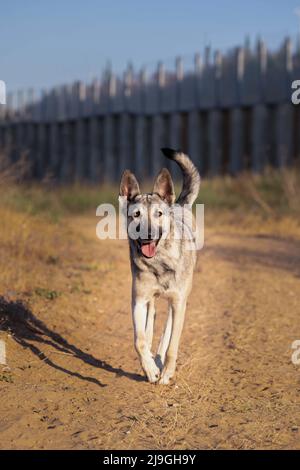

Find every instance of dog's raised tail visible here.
[161,148,200,205]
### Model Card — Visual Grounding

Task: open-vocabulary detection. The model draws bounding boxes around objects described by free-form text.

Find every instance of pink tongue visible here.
[141,242,156,258]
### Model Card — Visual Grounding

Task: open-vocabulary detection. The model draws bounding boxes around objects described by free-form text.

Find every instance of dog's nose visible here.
[140,229,152,241]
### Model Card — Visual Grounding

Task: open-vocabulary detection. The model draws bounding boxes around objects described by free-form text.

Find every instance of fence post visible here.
[60,85,73,181]
[170,57,183,149]
[24,89,37,176]
[188,53,202,171]
[134,67,147,179]
[188,110,201,164]
[119,64,133,174]
[16,90,25,163]
[167,57,184,179]
[74,81,87,180]
[49,122,58,178]
[229,47,245,174]
[276,102,293,168]
[88,79,102,182]
[49,88,60,177]
[275,38,293,167]
[208,50,223,175]
[169,111,181,149]
[151,62,165,177]
[252,39,268,172]
[104,71,116,181]
[4,92,13,162]
[36,90,47,177]
[89,116,101,181]
[60,121,72,182]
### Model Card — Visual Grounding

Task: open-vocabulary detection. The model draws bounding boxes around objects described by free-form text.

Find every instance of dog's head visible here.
[119,168,175,259]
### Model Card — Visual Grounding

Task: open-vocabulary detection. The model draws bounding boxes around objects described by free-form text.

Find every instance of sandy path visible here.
[1,215,300,449]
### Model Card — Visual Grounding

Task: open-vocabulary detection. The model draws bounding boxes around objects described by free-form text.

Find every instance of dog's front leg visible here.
[159,298,186,385]
[132,298,160,383]
[145,299,155,351]
[155,305,172,370]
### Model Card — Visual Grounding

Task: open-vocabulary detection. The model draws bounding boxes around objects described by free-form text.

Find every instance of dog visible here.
[119,148,200,384]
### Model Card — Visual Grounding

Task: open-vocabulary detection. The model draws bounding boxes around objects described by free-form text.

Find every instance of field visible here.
[1,163,300,449]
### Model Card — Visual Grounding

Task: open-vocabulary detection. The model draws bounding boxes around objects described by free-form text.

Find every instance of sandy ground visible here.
[1,213,300,449]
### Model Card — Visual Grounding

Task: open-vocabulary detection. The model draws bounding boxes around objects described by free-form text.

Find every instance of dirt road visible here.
[1,214,300,449]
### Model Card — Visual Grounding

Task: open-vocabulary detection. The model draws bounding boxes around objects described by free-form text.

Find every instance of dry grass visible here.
[1,152,300,219]
[0,154,71,295]
[197,166,300,217]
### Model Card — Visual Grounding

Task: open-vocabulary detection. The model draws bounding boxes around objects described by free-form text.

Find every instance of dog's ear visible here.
[119,170,140,201]
[153,168,175,205]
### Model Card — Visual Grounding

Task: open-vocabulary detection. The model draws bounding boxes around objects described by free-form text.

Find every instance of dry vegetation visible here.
[0,154,300,449]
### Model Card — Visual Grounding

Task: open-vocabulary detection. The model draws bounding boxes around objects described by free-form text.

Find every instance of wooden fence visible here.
[0,38,300,182]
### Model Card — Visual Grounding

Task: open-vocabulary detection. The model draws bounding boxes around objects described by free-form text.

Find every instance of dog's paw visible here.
[158,367,174,385]
[142,358,161,383]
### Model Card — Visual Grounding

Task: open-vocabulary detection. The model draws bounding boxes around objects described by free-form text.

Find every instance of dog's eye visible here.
[157,210,163,217]
[133,210,140,218]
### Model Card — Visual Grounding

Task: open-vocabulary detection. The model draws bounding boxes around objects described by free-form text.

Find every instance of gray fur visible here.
[119,148,200,384]
[161,148,200,205]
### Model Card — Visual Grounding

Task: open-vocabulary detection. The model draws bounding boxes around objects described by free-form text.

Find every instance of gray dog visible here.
[119,148,200,384]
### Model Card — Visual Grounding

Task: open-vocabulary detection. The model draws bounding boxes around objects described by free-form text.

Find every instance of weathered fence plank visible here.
[208,110,222,175]
[119,113,131,172]
[151,114,165,177]
[103,114,114,181]
[251,39,269,172]
[276,103,293,167]
[134,115,145,178]
[229,48,245,174]
[49,123,59,177]
[252,105,268,172]
[37,123,46,177]
[229,109,244,174]
[188,110,200,166]
[89,117,101,182]
[60,122,73,181]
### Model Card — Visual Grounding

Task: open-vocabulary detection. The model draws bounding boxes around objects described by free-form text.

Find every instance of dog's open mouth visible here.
[137,239,159,258]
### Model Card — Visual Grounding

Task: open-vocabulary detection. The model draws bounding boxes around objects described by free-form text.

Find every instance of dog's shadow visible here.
[0,296,145,387]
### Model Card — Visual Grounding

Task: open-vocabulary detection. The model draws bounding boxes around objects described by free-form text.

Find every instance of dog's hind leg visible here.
[159,298,186,385]
[155,305,172,370]
[132,298,160,383]
[145,299,155,351]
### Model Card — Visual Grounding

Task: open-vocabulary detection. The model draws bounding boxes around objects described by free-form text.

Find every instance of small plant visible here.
[34,288,61,300]
[0,372,13,383]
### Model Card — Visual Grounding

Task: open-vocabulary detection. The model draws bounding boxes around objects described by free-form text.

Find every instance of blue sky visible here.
[1,0,300,92]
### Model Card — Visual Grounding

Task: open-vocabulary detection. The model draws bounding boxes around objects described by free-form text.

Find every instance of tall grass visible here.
[0,153,74,294]
[196,168,300,216]
[0,153,300,220]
